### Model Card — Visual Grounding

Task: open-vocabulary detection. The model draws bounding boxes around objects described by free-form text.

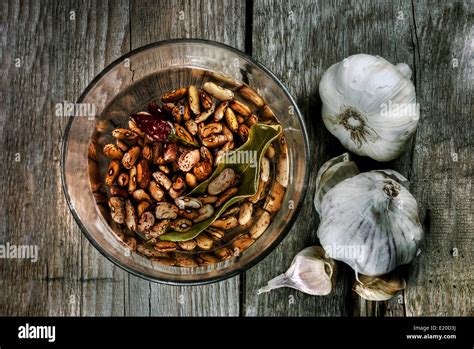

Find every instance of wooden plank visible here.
[246,0,416,316]
[128,0,246,316]
[403,0,473,316]
[77,0,131,317]
[0,0,130,316]
[1,0,82,316]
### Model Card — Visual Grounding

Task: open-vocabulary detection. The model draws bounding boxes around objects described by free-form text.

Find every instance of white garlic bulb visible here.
[319,54,419,161]
[313,152,359,215]
[317,170,423,276]
[258,246,336,296]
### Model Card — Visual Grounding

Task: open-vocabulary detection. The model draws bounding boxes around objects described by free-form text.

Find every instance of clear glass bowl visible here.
[61,39,309,285]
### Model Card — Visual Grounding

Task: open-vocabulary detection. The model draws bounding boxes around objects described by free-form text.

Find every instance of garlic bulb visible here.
[258,246,336,296]
[319,54,419,161]
[314,152,359,215]
[354,272,406,301]
[317,170,423,276]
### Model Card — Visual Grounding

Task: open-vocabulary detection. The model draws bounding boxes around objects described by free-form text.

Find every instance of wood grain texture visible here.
[0,0,130,316]
[404,0,473,316]
[128,0,246,316]
[76,0,131,317]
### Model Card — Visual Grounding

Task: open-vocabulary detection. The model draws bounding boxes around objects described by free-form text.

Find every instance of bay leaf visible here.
[159,123,282,242]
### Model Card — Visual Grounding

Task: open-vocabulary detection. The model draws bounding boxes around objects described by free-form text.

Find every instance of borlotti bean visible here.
[207,168,236,195]
[199,90,213,110]
[109,197,125,224]
[136,202,151,217]
[260,157,270,182]
[116,139,129,152]
[238,202,253,226]
[185,119,198,135]
[197,253,220,265]
[221,205,240,218]
[122,146,141,169]
[215,187,238,208]
[185,172,198,188]
[138,211,155,232]
[187,85,201,115]
[203,82,234,101]
[103,144,124,160]
[105,160,120,186]
[177,149,200,172]
[136,159,151,189]
[211,216,239,230]
[112,128,138,142]
[132,189,152,203]
[229,100,251,117]
[175,197,202,210]
[179,239,197,251]
[250,211,271,239]
[92,79,288,267]
[155,202,179,220]
[205,227,225,241]
[213,101,228,121]
[195,234,214,250]
[236,114,245,124]
[239,86,265,108]
[149,181,165,202]
[193,205,214,223]
[109,185,128,198]
[195,104,216,123]
[128,166,137,193]
[117,172,129,187]
[162,87,187,103]
[224,107,239,132]
[170,218,193,232]
[214,247,233,260]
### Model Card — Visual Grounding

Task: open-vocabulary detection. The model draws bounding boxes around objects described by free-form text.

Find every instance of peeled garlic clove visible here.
[319,54,419,162]
[317,170,423,276]
[258,246,336,296]
[353,272,406,301]
[314,153,360,215]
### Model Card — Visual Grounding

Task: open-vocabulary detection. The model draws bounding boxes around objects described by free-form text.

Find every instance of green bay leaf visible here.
[159,123,282,242]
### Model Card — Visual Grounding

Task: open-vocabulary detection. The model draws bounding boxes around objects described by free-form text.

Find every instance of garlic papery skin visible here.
[353,272,406,301]
[317,170,423,276]
[319,54,419,162]
[314,153,360,215]
[258,246,336,296]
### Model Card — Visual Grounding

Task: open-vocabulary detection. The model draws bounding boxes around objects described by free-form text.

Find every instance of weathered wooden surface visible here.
[1,0,130,317]
[403,0,473,316]
[1,0,472,316]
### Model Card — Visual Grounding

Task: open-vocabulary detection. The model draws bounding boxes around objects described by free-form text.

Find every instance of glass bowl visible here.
[61,39,309,285]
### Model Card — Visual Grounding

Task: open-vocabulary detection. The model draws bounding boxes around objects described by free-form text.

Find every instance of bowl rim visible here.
[61,38,310,286]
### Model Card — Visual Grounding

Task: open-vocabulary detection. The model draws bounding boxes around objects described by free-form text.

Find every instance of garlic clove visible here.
[258,246,336,296]
[353,271,406,301]
[317,170,423,276]
[314,153,360,215]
